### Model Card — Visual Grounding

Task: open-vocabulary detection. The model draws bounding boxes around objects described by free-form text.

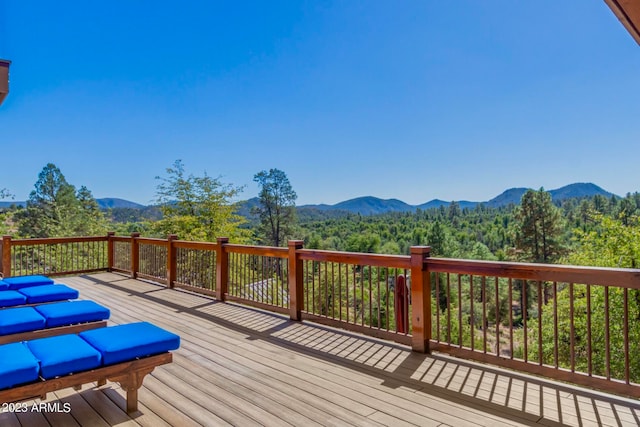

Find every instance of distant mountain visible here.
[416,199,477,210]
[484,183,615,209]
[548,183,614,200]
[295,183,620,216]
[0,200,25,208]
[332,197,414,215]
[235,197,261,219]
[96,198,146,209]
[236,197,353,223]
[0,198,145,210]
[485,188,529,208]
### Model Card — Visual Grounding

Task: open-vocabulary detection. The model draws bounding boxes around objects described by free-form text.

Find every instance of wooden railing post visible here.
[410,246,432,353]
[107,232,115,272]
[288,240,304,321]
[216,237,229,301]
[130,232,140,279]
[2,235,12,278]
[167,234,178,288]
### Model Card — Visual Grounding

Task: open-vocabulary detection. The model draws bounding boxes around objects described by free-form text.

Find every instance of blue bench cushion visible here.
[0,290,27,308]
[0,280,8,291]
[19,284,79,304]
[0,342,40,389]
[80,322,180,365]
[35,300,110,328]
[0,307,46,335]
[3,275,54,290]
[26,334,102,379]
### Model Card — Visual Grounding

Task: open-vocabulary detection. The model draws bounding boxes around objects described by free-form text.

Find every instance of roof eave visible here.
[604,0,640,45]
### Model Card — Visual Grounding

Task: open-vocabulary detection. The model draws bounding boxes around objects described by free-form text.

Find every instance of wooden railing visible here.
[225,243,290,314]
[427,258,640,398]
[1,235,110,277]
[298,248,416,345]
[2,233,640,398]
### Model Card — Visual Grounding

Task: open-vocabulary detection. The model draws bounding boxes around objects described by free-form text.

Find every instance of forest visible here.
[3,162,640,269]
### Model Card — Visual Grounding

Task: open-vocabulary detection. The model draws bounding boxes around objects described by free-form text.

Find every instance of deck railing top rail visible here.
[428,257,640,288]
[6,236,108,246]
[136,237,169,245]
[225,243,288,257]
[298,248,412,269]
[172,240,217,250]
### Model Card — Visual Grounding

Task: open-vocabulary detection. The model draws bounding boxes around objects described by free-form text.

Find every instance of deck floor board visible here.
[2,272,637,427]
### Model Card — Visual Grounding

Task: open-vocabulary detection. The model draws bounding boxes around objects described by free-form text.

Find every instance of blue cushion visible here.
[26,334,102,379]
[0,280,8,291]
[35,300,110,328]
[0,290,27,308]
[3,275,54,290]
[0,307,46,335]
[80,322,180,365]
[19,284,79,304]
[0,342,40,389]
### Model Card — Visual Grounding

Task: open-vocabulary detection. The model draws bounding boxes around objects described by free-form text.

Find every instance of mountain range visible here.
[241,182,618,217]
[0,183,619,215]
[0,198,146,209]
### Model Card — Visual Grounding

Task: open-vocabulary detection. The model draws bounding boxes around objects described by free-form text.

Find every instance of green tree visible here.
[64,185,109,236]
[525,214,640,382]
[567,213,640,268]
[616,195,638,226]
[154,160,249,242]
[16,164,108,237]
[253,168,297,247]
[345,232,381,253]
[448,201,461,226]
[427,221,449,256]
[515,188,564,263]
[513,189,565,311]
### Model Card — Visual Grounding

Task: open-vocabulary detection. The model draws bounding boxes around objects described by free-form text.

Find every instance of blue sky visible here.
[0,1,639,206]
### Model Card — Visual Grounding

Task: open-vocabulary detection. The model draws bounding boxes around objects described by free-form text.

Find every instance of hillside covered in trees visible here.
[2,162,640,269]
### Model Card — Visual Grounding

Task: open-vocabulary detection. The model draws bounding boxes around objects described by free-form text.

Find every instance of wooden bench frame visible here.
[0,320,108,345]
[0,352,173,413]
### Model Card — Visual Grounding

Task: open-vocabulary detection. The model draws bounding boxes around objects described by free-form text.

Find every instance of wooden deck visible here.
[2,273,639,427]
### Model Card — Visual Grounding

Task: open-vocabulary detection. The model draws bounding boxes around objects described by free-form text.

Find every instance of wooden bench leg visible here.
[97,379,107,387]
[111,367,155,413]
[126,388,138,413]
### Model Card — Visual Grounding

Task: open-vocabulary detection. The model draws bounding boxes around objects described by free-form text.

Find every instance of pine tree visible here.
[253,169,297,247]
[16,164,107,237]
[515,188,564,263]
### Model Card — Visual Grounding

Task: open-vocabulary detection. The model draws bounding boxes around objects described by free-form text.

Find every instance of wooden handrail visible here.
[10,236,108,245]
[225,244,288,257]
[173,240,217,250]
[110,236,133,243]
[298,249,411,269]
[137,237,169,246]
[428,258,640,288]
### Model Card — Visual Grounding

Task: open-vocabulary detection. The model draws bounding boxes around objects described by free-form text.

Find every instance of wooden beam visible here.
[0,321,108,345]
[604,0,640,45]
[0,60,9,107]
